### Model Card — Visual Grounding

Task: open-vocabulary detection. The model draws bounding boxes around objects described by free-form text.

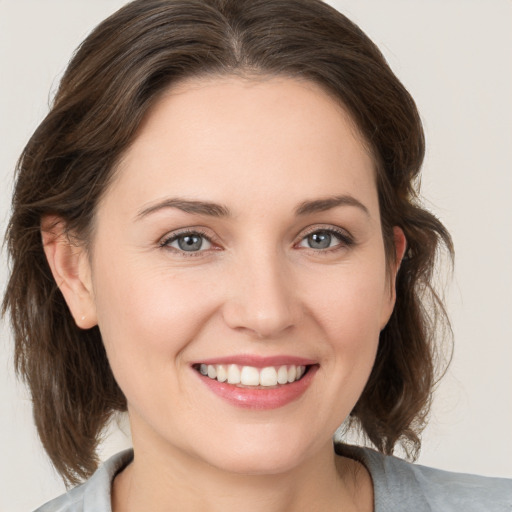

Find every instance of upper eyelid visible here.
[294,226,355,253]
[159,228,216,247]
[296,224,353,240]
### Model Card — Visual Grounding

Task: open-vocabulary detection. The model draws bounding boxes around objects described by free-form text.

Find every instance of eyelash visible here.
[159,226,354,257]
[159,228,216,258]
[298,226,354,254]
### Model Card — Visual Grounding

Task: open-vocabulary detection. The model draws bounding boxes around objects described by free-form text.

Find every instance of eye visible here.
[161,231,212,253]
[298,228,352,250]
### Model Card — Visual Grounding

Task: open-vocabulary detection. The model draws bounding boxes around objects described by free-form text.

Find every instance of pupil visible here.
[309,231,331,249]
[178,235,202,251]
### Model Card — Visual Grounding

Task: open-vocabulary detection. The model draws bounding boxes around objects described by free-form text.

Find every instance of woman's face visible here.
[82,76,400,474]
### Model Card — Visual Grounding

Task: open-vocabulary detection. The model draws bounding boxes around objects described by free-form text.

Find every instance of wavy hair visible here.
[2,0,453,486]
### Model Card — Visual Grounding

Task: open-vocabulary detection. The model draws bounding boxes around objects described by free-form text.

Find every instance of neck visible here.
[112,435,372,512]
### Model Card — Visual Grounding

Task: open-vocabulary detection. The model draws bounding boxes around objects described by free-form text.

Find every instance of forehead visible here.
[107,75,378,219]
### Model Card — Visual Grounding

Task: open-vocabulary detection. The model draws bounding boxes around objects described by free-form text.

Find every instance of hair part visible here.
[2,0,453,486]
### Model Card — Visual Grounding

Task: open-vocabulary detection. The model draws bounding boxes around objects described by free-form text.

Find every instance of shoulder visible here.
[336,443,512,512]
[33,450,133,512]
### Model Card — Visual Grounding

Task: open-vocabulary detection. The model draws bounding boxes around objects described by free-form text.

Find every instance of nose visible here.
[222,250,301,339]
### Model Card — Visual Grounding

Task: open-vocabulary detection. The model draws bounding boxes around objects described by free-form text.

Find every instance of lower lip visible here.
[196,365,318,410]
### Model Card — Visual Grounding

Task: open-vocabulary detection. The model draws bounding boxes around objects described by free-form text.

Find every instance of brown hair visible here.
[2,0,453,486]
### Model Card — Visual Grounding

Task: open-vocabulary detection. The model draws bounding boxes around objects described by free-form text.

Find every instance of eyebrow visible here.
[135,194,369,220]
[136,198,231,220]
[295,195,370,217]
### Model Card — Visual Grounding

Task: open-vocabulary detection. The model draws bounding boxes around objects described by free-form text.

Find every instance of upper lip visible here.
[191,355,317,368]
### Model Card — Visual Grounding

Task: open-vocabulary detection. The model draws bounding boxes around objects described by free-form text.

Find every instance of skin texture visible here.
[43,76,405,512]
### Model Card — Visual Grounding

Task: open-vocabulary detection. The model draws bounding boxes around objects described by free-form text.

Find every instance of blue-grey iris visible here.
[178,234,203,251]
[308,231,331,249]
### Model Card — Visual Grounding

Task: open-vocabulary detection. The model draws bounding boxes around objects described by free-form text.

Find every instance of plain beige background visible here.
[1,1,511,510]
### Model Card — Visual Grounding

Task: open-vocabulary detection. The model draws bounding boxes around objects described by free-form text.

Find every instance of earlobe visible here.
[41,215,97,329]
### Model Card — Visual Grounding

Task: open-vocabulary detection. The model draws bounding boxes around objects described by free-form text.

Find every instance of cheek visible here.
[308,260,389,339]
[303,254,389,385]
[90,252,219,378]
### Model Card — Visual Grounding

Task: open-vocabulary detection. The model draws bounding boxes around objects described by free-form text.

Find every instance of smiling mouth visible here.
[193,363,310,388]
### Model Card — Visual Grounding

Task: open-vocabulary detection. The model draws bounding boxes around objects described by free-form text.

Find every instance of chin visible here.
[195,427,320,476]
[211,449,306,476]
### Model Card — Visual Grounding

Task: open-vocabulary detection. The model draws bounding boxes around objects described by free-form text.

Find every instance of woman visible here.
[2,0,510,510]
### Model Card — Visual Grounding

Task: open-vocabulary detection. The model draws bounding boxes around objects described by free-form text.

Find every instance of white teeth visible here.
[240,366,260,386]
[277,365,289,384]
[216,364,227,382]
[287,365,297,383]
[260,367,278,386]
[199,363,307,387]
[227,364,241,384]
[207,365,217,379]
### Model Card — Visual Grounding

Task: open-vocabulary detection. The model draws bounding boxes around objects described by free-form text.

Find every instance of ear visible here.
[41,215,97,329]
[391,226,407,284]
[380,226,407,329]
